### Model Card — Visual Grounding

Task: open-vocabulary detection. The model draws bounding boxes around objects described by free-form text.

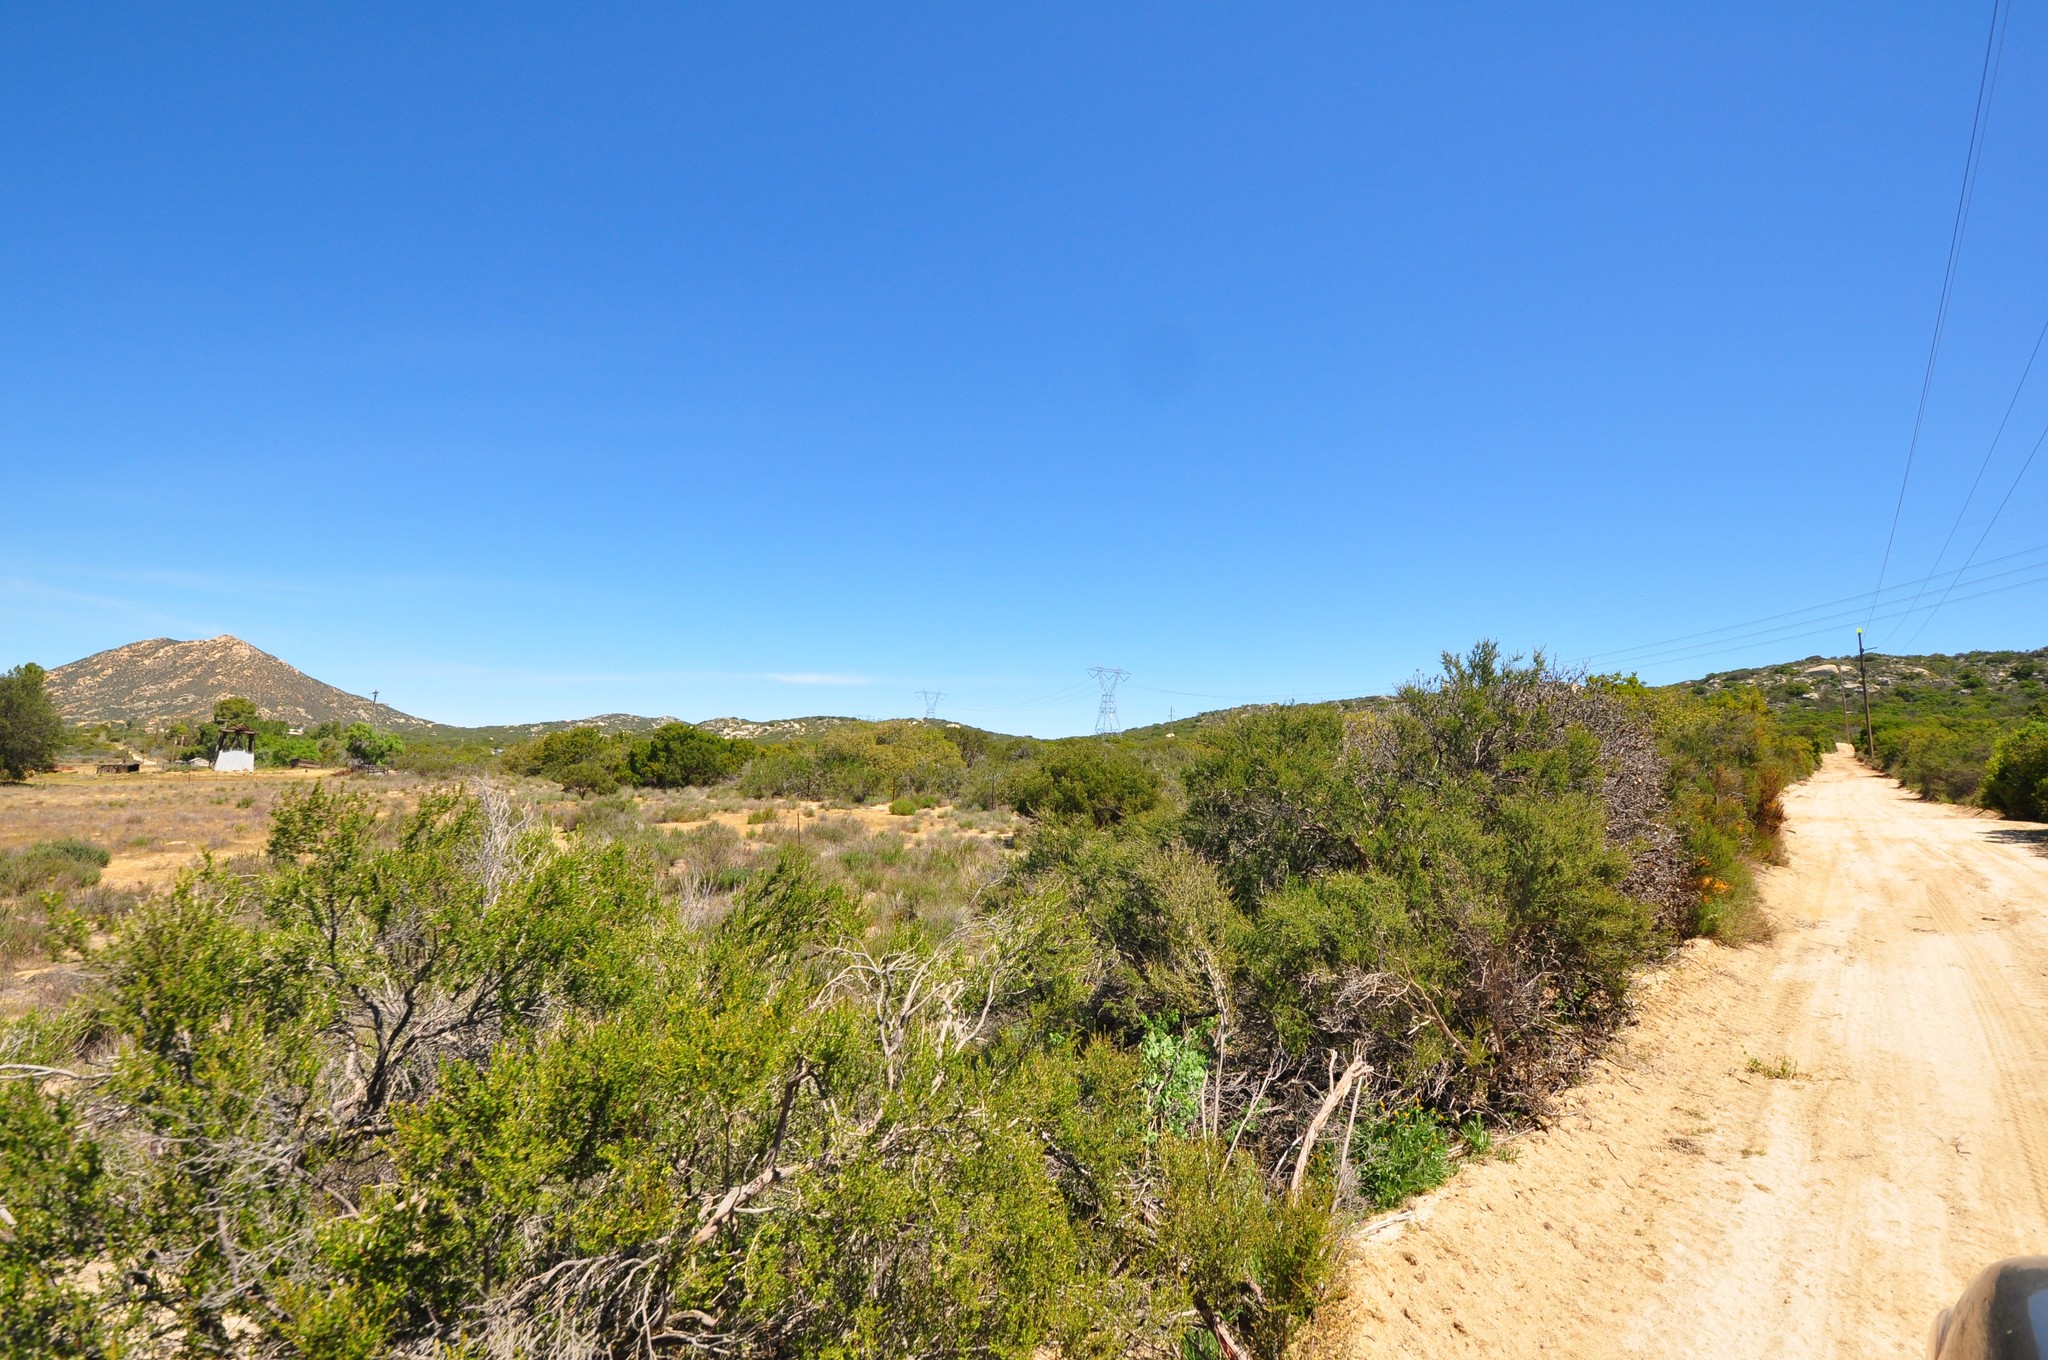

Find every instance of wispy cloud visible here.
[0,575,212,634]
[381,663,743,684]
[0,557,541,607]
[379,663,875,687]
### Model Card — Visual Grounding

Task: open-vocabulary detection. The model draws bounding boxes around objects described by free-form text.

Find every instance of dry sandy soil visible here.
[1301,749,2048,1359]
[0,767,386,891]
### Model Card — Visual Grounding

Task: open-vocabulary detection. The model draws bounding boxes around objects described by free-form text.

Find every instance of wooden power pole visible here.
[1855,629,1875,761]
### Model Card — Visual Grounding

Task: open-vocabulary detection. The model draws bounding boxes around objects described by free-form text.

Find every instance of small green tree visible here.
[211,695,261,727]
[627,722,747,788]
[343,722,404,767]
[0,663,63,781]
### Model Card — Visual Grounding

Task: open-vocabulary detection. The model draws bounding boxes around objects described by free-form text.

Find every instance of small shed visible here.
[97,760,141,775]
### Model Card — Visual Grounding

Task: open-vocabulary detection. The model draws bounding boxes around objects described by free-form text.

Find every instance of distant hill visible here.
[43,636,889,741]
[48,636,436,731]
[420,715,888,746]
[68,632,2035,753]
[1689,644,2046,725]
[433,714,685,746]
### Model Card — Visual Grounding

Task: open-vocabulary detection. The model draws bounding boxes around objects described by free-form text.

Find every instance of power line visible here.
[948,680,1095,715]
[914,689,945,720]
[1579,568,2048,681]
[1580,537,2048,667]
[1619,562,2048,674]
[1868,0,2012,624]
[1565,546,2048,676]
[1130,681,1373,705]
[1892,311,2048,635]
[1617,559,2048,671]
[1903,413,2048,646]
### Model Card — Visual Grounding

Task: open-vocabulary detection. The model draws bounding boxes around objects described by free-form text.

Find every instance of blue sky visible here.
[5,4,2046,734]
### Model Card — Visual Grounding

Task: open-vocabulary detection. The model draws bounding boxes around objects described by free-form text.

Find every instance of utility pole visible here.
[371,689,380,707]
[1855,629,1875,761]
[1088,666,1129,735]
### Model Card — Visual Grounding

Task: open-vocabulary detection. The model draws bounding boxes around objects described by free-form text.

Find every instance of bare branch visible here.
[1289,1051,1370,1202]
[0,1062,100,1083]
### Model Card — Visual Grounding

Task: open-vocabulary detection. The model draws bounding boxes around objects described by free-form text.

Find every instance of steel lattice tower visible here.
[1088,666,1129,735]
[915,690,945,721]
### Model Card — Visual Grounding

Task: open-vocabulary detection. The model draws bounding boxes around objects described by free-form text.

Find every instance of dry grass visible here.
[569,792,1025,940]
[0,769,334,887]
[645,788,1021,848]
[0,771,1029,1018]
[0,769,423,1017]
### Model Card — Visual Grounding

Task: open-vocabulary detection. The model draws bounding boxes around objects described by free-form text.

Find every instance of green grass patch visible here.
[0,840,109,898]
[1745,1054,1800,1080]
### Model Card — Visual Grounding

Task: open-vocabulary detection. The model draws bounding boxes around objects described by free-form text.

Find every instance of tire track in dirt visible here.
[1299,749,2048,1360]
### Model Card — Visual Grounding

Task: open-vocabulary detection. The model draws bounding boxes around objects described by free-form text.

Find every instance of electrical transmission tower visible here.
[915,690,945,721]
[1088,666,1129,735]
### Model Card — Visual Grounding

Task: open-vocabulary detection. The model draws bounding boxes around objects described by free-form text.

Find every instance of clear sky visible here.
[5,4,2046,734]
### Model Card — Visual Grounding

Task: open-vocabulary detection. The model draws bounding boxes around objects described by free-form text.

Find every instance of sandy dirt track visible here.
[1301,749,2048,1359]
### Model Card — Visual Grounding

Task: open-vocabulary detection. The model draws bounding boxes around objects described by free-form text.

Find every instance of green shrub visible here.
[504,726,630,791]
[1007,742,1161,828]
[1984,719,2048,820]
[1877,717,2000,802]
[1139,1017,1210,1136]
[1180,705,1362,902]
[741,721,967,803]
[255,734,324,767]
[0,1083,123,1357]
[627,722,748,788]
[0,840,109,898]
[1152,1138,1335,1359]
[1754,648,2046,810]
[1624,682,1817,941]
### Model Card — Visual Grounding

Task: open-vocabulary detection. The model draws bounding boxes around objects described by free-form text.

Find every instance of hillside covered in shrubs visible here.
[2,645,1817,1359]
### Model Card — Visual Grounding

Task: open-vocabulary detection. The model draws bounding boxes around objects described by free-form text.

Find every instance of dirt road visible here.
[1302,748,2048,1359]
